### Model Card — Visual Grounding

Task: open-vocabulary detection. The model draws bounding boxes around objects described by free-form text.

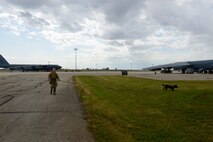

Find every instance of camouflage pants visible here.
[50,81,57,95]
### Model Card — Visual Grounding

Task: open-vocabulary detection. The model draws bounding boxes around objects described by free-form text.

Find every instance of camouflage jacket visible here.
[48,72,59,83]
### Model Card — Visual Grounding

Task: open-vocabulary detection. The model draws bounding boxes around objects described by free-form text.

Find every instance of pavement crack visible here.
[34,80,49,89]
[0,95,15,107]
[0,86,16,92]
[0,110,69,114]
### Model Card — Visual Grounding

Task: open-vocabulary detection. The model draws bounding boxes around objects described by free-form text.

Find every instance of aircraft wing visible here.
[9,65,38,71]
[9,64,61,71]
[0,55,62,71]
[144,62,192,71]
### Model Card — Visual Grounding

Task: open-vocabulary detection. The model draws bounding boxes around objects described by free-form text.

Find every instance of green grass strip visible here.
[73,75,213,142]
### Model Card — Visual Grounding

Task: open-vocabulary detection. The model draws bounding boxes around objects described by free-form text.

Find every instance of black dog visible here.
[162,84,178,91]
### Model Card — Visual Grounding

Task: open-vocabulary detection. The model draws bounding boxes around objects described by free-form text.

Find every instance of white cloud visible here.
[0,0,212,69]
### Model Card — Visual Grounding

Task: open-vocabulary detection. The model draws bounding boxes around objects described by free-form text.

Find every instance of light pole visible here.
[74,48,78,70]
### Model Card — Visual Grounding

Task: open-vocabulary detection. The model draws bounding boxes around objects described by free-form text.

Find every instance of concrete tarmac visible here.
[0,72,96,142]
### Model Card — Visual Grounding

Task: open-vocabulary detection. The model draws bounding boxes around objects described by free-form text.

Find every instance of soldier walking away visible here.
[48,68,60,95]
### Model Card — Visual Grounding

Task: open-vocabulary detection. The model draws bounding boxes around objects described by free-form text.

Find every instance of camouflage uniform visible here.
[48,70,59,95]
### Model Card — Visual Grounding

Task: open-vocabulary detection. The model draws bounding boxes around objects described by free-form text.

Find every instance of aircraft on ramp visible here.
[0,55,62,72]
[144,59,213,74]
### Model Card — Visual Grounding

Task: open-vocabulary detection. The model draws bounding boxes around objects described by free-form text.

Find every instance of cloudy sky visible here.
[0,0,212,69]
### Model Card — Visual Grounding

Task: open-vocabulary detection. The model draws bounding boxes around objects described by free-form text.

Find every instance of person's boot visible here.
[53,87,56,95]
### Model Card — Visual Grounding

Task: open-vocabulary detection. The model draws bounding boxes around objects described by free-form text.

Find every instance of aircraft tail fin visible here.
[0,55,10,65]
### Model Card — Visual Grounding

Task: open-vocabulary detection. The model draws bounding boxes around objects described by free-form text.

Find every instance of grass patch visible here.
[73,76,213,142]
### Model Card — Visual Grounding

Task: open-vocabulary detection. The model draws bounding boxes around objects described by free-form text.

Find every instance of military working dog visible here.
[162,84,178,91]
